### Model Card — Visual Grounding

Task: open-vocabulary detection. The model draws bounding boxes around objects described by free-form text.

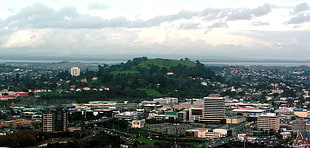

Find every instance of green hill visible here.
[138,58,196,69]
[95,57,217,99]
[35,57,219,103]
[109,57,197,75]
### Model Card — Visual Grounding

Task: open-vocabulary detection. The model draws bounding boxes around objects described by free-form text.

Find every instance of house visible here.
[294,131,310,147]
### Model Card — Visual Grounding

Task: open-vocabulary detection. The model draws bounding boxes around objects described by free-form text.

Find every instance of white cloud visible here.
[0,1,309,59]
[2,29,48,48]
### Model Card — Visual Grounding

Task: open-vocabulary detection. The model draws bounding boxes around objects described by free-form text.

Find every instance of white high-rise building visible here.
[70,67,80,76]
[201,94,225,123]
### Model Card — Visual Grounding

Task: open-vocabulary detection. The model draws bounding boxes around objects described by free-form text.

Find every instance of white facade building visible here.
[201,94,225,123]
[153,97,178,105]
[70,67,80,76]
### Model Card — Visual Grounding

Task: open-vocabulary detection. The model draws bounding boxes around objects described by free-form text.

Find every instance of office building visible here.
[257,113,280,132]
[70,67,80,76]
[201,94,225,123]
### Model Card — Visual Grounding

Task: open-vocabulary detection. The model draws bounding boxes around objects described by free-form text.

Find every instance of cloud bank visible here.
[0,2,309,60]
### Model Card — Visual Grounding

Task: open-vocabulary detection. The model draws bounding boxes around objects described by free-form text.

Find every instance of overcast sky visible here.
[0,0,309,60]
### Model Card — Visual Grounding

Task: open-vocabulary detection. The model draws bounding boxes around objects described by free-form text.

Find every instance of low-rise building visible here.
[226,116,246,124]
[131,119,146,128]
[186,128,231,139]
[153,97,178,105]
[292,118,310,132]
[145,123,205,135]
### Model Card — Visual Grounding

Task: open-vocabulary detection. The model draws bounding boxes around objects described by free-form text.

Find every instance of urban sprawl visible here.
[0,58,309,148]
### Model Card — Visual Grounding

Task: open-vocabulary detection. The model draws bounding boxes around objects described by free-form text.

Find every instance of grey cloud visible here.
[4,3,125,29]
[227,4,272,21]
[252,4,273,17]
[88,2,108,10]
[6,4,68,28]
[145,10,197,26]
[288,3,310,24]
[57,6,79,18]
[209,22,228,28]
[251,21,269,26]
[3,3,273,29]
[4,3,175,29]
[293,2,308,14]
[199,8,221,21]
[288,13,310,24]
[200,8,221,17]
[144,4,272,26]
[178,22,200,30]
[227,9,252,20]
[7,3,56,25]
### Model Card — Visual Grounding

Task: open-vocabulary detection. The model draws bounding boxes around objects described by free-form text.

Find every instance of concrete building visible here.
[231,108,266,117]
[177,110,188,122]
[70,67,80,76]
[292,119,310,132]
[201,94,225,123]
[257,113,280,132]
[294,110,309,118]
[185,128,209,138]
[226,116,246,124]
[153,97,178,105]
[186,128,231,139]
[189,108,203,122]
[42,107,68,133]
[145,123,205,135]
[115,101,138,111]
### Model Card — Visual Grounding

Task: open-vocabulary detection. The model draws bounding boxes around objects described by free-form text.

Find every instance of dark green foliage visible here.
[46,134,122,148]
[0,129,37,147]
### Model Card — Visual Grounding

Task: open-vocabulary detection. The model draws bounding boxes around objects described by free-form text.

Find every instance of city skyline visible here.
[0,0,309,60]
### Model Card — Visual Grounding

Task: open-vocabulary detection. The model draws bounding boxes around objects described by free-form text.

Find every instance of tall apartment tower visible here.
[70,67,80,76]
[257,113,280,132]
[202,94,225,124]
[42,107,68,133]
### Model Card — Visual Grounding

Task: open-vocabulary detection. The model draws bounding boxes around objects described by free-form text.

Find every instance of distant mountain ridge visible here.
[48,61,86,68]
